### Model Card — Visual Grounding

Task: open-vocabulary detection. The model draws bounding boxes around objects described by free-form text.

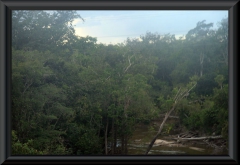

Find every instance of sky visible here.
[72,10,228,45]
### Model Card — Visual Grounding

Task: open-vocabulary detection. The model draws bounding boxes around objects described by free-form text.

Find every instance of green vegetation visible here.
[12,11,228,155]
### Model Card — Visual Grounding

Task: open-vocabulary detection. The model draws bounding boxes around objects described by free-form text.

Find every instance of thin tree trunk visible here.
[121,135,124,154]
[124,135,128,154]
[200,53,204,77]
[145,103,177,155]
[113,124,117,154]
[111,118,115,155]
[105,118,108,155]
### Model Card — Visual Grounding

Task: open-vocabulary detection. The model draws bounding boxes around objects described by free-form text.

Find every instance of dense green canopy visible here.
[12,11,228,155]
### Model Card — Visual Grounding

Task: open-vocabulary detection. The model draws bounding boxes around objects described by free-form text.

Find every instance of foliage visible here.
[178,85,228,136]
[12,130,45,155]
[11,11,228,155]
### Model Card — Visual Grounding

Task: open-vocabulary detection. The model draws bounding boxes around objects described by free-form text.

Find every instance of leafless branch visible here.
[124,55,134,73]
[53,113,63,130]
[145,82,197,155]
[184,113,189,118]
[22,78,33,95]
[106,76,110,80]
[174,87,181,102]
[179,83,197,100]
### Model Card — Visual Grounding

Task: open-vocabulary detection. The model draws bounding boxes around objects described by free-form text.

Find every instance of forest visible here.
[11,11,228,155]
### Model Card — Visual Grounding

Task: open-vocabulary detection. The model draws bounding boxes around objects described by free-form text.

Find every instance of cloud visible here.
[72,18,82,26]
[74,14,142,44]
[73,10,228,45]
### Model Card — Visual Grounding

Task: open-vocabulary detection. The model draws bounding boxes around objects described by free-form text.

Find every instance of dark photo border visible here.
[0,0,239,164]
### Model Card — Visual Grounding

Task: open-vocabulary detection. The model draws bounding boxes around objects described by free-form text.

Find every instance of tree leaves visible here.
[12,10,83,53]
[11,14,228,154]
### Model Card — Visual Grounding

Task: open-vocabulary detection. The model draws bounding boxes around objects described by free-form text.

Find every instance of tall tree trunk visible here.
[121,135,124,154]
[113,124,117,154]
[111,118,115,155]
[122,98,129,154]
[200,53,204,77]
[105,118,108,155]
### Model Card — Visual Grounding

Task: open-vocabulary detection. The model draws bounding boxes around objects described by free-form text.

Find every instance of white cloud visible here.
[74,14,142,44]
[73,10,227,45]
[72,18,82,26]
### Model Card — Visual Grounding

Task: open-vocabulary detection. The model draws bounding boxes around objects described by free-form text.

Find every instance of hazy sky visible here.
[72,10,228,45]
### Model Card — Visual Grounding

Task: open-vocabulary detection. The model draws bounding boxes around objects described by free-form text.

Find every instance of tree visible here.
[214,74,225,89]
[145,77,197,155]
[215,18,228,66]
[186,20,214,77]
[12,10,83,54]
[11,14,228,155]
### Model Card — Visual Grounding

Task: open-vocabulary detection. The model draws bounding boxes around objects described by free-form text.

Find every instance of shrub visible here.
[12,130,44,155]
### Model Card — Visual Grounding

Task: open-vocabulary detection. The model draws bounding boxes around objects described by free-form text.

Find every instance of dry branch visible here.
[173,135,223,142]
[124,55,134,73]
[145,82,197,155]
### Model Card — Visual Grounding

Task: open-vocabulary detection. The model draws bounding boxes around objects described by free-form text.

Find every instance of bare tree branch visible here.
[22,78,33,95]
[124,55,134,73]
[145,103,177,155]
[174,87,181,103]
[106,76,110,80]
[145,82,197,155]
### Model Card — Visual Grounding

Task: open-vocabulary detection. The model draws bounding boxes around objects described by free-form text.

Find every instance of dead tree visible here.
[145,83,197,155]
[124,55,134,73]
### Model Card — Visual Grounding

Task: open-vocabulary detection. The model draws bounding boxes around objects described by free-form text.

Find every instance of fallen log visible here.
[173,135,223,141]
[189,147,205,152]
